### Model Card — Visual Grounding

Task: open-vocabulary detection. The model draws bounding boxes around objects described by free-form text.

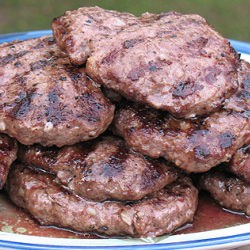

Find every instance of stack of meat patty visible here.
[0,6,249,238]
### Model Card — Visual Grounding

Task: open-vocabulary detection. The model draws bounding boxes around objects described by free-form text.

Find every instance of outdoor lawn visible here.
[0,0,249,42]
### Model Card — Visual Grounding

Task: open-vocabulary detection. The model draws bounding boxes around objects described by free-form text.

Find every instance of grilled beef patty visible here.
[200,170,250,216]
[228,145,250,183]
[52,6,139,65]
[114,104,249,173]
[18,136,179,201]
[0,36,56,86]
[224,59,250,113]
[53,7,239,118]
[0,134,17,189]
[113,60,250,173]
[0,37,114,146]
[7,163,198,237]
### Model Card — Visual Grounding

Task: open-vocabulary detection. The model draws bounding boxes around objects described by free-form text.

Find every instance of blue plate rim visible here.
[0,30,250,250]
[1,225,250,250]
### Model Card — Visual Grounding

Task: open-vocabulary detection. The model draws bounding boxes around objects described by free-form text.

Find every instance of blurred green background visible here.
[0,0,249,42]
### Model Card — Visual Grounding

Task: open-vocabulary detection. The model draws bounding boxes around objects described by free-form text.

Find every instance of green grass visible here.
[0,0,249,42]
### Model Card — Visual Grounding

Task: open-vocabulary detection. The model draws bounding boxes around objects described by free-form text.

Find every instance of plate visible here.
[0,30,250,250]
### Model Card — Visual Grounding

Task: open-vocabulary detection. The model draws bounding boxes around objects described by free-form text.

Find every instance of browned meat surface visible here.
[228,145,250,183]
[52,6,139,65]
[0,37,55,86]
[0,37,114,146]
[0,134,17,189]
[18,136,179,201]
[7,163,198,237]
[114,103,250,173]
[113,60,250,173]
[200,170,250,216]
[224,59,250,114]
[53,7,239,118]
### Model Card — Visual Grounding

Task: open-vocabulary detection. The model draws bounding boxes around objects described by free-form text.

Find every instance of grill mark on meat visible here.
[18,75,28,86]
[139,159,170,191]
[204,66,222,85]
[45,88,68,126]
[242,110,250,119]
[127,60,164,82]
[219,131,235,149]
[194,146,210,160]
[69,73,105,123]
[130,103,193,134]
[20,142,96,178]
[156,30,175,37]
[14,61,22,67]
[9,89,37,119]
[61,147,96,186]
[123,39,144,49]
[127,67,145,81]
[34,146,60,166]
[67,70,82,82]
[103,144,129,178]
[134,106,166,128]
[75,92,102,123]
[148,60,162,71]
[189,130,209,141]
[188,37,208,49]
[73,162,91,180]
[66,69,111,124]
[101,49,120,65]
[243,75,250,89]
[60,142,96,174]
[0,51,29,66]
[30,60,49,71]
[238,90,250,100]
[172,80,195,98]
[32,37,54,49]
[189,130,212,160]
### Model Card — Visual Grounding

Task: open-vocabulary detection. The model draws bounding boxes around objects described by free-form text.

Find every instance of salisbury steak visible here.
[18,136,179,201]
[7,163,198,237]
[53,7,239,118]
[0,134,17,189]
[200,170,250,216]
[0,37,114,146]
